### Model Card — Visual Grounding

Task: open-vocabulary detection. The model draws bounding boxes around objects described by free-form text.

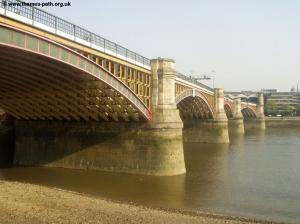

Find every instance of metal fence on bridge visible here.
[0,0,224,93]
[0,0,151,68]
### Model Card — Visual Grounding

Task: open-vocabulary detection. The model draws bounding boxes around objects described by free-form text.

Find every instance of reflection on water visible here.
[0,167,186,208]
[1,127,300,223]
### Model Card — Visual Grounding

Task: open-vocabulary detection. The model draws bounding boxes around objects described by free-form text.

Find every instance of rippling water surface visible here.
[1,127,300,223]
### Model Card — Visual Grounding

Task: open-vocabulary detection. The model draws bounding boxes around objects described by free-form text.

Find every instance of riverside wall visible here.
[265,117,300,128]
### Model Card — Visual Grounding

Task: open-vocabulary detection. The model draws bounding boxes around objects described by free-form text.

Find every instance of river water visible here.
[0,127,300,223]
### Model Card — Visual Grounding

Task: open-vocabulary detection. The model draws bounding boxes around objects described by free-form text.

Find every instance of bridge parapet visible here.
[0,0,150,69]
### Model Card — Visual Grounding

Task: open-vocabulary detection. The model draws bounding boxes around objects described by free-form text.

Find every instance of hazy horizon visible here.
[33,0,300,92]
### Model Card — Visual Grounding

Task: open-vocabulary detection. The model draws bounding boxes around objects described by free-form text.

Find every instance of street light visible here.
[211,70,216,88]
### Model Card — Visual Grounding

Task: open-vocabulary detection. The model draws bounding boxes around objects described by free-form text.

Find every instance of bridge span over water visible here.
[0,1,265,176]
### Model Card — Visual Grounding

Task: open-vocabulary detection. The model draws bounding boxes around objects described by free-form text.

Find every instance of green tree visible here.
[277,104,294,116]
[265,102,295,116]
[295,104,300,116]
[265,101,277,115]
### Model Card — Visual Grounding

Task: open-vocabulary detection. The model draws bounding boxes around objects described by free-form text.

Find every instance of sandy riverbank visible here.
[0,180,278,224]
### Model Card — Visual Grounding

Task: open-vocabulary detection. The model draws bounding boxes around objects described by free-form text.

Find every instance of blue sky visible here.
[37,0,300,91]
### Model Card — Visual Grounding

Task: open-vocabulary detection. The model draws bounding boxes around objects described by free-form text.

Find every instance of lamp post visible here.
[211,70,216,88]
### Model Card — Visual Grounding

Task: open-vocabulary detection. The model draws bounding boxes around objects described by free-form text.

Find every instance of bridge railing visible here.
[0,0,151,69]
[176,72,214,92]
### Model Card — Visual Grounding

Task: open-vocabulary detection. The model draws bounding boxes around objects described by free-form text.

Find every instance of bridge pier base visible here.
[244,93,266,130]
[13,120,186,176]
[0,123,14,167]
[244,118,266,130]
[228,98,245,134]
[228,118,245,134]
[183,119,229,143]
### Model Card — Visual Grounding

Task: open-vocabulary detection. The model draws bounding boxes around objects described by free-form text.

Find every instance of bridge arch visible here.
[175,89,215,120]
[241,107,257,119]
[224,103,233,119]
[0,24,151,122]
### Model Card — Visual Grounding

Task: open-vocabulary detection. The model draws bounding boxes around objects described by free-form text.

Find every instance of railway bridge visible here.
[0,1,265,175]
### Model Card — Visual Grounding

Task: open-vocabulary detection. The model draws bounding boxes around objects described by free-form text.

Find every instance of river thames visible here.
[1,126,299,223]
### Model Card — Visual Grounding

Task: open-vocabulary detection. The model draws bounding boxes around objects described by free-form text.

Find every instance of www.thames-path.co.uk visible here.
[3,1,71,7]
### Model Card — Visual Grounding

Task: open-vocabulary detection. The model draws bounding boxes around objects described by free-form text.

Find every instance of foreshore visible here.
[0,180,279,224]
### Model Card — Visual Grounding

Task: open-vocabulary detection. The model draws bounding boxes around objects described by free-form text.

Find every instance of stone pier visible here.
[244,93,266,130]
[183,119,230,143]
[183,88,229,143]
[228,98,245,134]
[148,58,186,174]
[256,92,266,129]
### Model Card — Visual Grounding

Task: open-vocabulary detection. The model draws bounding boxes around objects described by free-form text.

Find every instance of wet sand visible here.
[0,180,276,224]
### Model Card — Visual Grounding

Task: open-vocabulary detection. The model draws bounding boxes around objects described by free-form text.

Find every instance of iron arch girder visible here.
[192,97,210,119]
[0,23,151,121]
[175,89,215,119]
[224,103,233,119]
[182,97,202,119]
[241,107,257,118]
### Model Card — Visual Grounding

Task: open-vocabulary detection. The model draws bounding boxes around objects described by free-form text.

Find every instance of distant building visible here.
[264,90,300,115]
[261,89,277,94]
